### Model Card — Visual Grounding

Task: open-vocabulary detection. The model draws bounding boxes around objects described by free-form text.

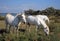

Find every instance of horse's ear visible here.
[20,12,22,15]
[20,12,25,15]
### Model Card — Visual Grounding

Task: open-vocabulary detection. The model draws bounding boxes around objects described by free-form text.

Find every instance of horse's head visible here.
[17,12,26,23]
[44,27,49,36]
[16,14,23,21]
[21,12,26,23]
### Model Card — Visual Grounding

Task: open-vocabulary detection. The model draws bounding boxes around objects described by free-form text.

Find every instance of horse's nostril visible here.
[46,33,48,36]
[23,22,25,24]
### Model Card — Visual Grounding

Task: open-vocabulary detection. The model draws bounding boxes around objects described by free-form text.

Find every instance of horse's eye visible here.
[20,16,23,18]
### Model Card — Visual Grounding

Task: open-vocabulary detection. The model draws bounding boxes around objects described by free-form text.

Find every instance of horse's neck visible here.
[38,17,48,28]
[15,15,21,22]
[14,15,17,18]
[14,14,20,18]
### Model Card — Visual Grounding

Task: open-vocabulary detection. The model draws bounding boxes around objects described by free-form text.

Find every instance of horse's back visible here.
[37,15,47,18]
[5,13,15,24]
[26,16,40,25]
[37,15,49,21]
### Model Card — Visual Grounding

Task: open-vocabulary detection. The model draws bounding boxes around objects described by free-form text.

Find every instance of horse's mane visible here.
[6,13,12,15]
[15,13,21,17]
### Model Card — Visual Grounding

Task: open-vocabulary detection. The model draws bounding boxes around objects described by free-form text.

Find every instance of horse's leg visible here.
[36,25,39,35]
[28,25,30,33]
[35,25,38,41]
[26,24,28,31]
[36,26,38,32]
[5,23,8,32]
[9,25,11,33]
[36,25,40,32]
[16,26,19,37]
[11,26,14,33]
[27,23,30,32]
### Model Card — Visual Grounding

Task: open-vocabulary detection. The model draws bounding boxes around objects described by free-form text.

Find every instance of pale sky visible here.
[0,0,60,13]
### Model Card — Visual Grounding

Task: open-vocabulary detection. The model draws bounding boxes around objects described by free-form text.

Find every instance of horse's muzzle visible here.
[23,22,25,24]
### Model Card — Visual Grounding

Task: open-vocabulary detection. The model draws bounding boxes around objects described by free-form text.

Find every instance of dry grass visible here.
[0,20,60,41]
[0,20,5,29]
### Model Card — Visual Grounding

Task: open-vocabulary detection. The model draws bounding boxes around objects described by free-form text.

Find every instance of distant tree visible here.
[24,7,60,16]
[0,16,5,20]
[40,10,47,15]
[55,9,60,16]
[45,7,56,15]
[25,9,41,15]
[25,9,34,15]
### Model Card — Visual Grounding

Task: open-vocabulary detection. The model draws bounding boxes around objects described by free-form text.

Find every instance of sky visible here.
[0,0,60,13]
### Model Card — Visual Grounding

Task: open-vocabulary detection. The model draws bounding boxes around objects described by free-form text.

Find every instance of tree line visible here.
[25,7,60,16]
[0,7,60,20]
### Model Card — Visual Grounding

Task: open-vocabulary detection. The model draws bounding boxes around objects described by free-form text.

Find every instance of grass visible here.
[0,18,60,41]
[0,20,5,29]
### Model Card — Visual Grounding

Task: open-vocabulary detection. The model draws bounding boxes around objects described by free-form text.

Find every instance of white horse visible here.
[21,13,49,35]
[5,13,23,34]
[36,15,49,24]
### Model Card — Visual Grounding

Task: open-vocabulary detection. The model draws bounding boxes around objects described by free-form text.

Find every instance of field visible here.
[0,16,60,41]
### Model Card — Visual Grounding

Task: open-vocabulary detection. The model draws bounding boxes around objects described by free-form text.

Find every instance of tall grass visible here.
[0,16,60,41]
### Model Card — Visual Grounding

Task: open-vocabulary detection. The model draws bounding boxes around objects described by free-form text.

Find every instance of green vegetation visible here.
[0,16,5,20]
[0,7,60,41]
[25,7,60,16]
[0,20,60,41]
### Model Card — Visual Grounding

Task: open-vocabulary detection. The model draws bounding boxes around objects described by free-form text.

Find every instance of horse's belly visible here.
[27,18,37,25]
[28,21,35,25]
[7,18,14,24]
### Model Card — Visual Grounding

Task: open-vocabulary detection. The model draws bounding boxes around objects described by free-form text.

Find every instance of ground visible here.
[0,20,60,41]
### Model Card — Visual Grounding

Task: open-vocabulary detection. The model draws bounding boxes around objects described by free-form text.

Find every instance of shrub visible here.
[0,16,5,20]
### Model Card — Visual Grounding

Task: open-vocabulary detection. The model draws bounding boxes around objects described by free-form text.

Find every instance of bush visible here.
[49,22,56,32]
[0,16,5,20]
